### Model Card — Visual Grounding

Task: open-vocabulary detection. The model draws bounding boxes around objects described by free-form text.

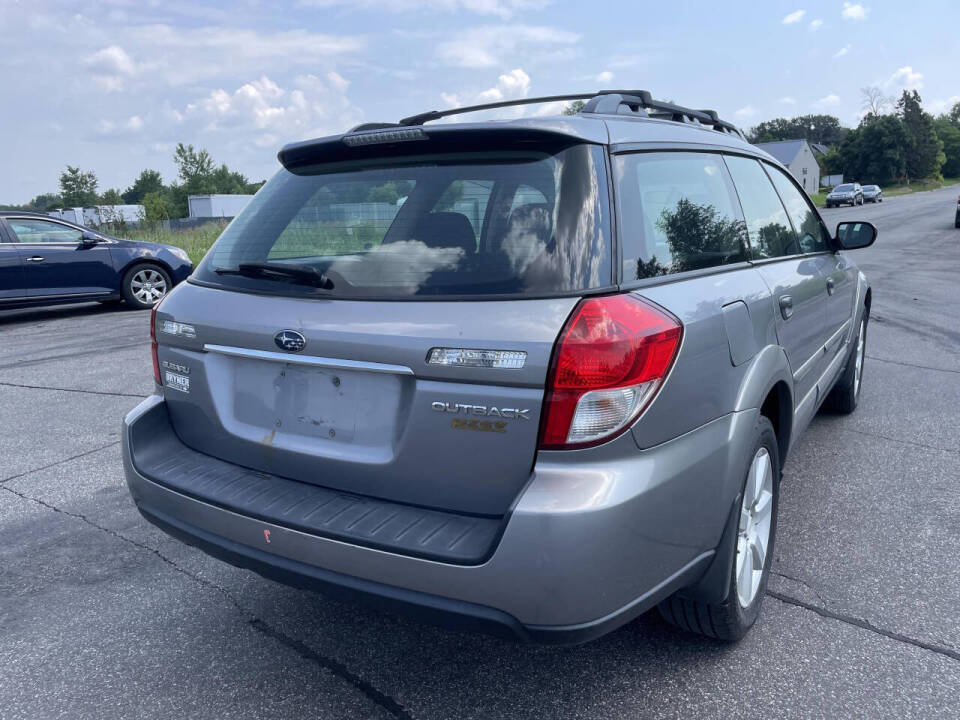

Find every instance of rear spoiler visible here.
[276,120,608,171]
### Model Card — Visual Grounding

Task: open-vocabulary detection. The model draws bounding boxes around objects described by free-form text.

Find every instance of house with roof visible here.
[753,139,820,194]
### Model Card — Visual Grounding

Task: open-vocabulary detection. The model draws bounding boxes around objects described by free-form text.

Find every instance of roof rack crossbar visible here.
[379,90,743,139]
[398,93,597,127]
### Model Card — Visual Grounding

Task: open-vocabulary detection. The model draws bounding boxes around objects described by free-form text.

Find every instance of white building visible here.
[753,139,821,194]
[83,205,145,226]
[188,194,253,219]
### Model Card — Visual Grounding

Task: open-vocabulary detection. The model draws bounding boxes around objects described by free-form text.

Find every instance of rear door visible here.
[725,155,828,406]
[5,218,117,297]
[156,140,613,517]
[0,220,26,301]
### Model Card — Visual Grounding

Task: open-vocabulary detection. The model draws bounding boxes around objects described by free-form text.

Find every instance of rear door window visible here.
[614,152,749,280]
[724,155,799,259]
[765,165,830,253]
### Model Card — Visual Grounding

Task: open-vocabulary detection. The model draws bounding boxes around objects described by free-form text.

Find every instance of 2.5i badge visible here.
[163,371,190,393]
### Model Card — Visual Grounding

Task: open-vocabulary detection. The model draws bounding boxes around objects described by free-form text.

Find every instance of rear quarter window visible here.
[614,151,749,280]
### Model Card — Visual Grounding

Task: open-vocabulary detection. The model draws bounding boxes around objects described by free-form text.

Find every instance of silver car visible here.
[862,185,883,203]
[826,182,864,207]
[123,91,876,644]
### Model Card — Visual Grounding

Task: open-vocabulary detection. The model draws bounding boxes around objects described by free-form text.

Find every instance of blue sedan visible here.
[0,211,192,310]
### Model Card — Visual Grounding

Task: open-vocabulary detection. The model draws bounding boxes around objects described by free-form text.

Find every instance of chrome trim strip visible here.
[824,318,852,353]
[792,347,822,383]
[203,343,415,375]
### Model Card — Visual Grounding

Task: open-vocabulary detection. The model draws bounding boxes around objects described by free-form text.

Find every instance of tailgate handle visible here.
[778,295,794,320]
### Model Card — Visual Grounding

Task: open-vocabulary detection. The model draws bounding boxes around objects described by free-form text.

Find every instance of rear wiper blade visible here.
[215,262,333,289]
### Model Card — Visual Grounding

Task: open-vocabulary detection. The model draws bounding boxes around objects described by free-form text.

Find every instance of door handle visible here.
[826,277,836,295]
[26,256,45,262]
[779,295,794,320]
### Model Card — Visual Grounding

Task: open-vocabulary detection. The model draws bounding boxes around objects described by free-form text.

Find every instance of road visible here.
[1,187,958,719]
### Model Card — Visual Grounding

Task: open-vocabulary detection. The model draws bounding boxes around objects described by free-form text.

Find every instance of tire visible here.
[121,264,172,310]
[825,311,868,414]
[657,415,780,642]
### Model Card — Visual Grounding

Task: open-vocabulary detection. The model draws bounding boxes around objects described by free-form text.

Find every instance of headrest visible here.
[412,212,476,254]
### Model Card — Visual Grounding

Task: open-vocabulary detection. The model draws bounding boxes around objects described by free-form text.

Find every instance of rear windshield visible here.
[193,144,612,299]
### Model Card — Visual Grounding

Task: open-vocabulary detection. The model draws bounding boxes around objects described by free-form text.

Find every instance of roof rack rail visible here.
[389,90,744,140]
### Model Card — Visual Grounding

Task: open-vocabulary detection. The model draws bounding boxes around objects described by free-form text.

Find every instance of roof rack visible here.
[371,90,744,140]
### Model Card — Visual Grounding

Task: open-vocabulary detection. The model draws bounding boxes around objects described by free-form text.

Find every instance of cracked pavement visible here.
[2,187,959,718]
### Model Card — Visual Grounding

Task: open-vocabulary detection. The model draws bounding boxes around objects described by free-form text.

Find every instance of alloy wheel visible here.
[736,447,774,608]
[131,268,168,305]
[854,319,866,397]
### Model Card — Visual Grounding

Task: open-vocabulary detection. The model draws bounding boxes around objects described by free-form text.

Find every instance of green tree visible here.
[820,147,844,176]
[173,143,215,186]
[140,191,171,223]
[59,166,99,206]
[748,114,848,145]
[23,193,63,212]
[122,169,165,204]
[563,100,585,115]
[934,116,960,178]
[949,101,960,127]
[100,188,123,205]
[896,90,944,180]
[210,164,249,194]
[839,114,909,185]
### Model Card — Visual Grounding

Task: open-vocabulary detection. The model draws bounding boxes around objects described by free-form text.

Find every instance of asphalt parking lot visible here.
[2,187,959,719]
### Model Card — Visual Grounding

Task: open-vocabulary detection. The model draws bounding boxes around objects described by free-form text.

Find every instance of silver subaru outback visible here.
[123,91,876,644]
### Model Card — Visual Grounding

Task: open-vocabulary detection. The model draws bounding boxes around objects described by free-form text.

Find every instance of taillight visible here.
[150,304,161,385]
[539,294,682,450]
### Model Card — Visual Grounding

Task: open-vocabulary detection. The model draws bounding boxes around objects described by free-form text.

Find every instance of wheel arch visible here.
[120,257,176,281]
[732,344,795,464]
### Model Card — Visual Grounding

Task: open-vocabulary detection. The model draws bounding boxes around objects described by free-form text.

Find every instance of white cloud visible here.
[95,114,145,137]
[735,105,756,118]
[297,0,549,19]
[808,19,823,30]
[815,94,841,107]
[929,95,960,114]
[834,45,850,58]
[780,96,797,105]
[84,45,139,91]
[120,25,365,87]
[782,9,805,24]
[442,68,530,112]
[886,65,923,91]
[596,70,613,84]
[436,24,578,68]
[184,73,361,142]
[841,3,868,20]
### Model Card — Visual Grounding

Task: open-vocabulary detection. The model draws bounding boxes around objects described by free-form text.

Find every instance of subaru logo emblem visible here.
[274,330,306,353]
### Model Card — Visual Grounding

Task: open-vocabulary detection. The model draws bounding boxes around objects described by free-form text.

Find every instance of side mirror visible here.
[81,231,100,246]
[834,221,877,250]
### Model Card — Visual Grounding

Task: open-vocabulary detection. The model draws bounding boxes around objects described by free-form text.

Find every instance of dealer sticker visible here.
[164,371,190,393]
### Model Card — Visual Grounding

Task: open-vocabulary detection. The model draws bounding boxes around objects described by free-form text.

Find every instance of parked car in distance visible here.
[123,90,877,645]
[826,182,863,207]
[955,195,960,228]
[0,211,192,311]
[862,185,883,203]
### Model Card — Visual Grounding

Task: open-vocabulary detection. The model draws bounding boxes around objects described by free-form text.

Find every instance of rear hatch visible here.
[156,127,612,516]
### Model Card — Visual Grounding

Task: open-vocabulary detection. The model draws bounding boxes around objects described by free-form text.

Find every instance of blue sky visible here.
[2,0,958,202]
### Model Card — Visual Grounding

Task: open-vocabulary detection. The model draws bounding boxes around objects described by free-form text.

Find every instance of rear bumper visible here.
[124,395,757,643]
